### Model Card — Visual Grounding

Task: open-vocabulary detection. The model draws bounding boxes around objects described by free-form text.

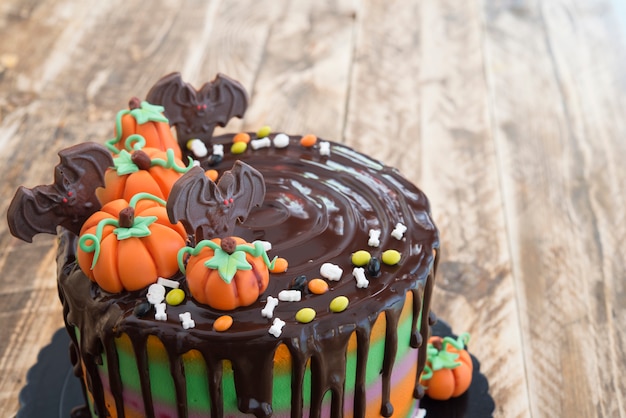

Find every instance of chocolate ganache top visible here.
[58,133,439,417]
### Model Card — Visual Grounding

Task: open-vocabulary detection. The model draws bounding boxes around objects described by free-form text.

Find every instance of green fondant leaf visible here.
[204,248,252,284]
[430,351,460,371]
[113,216,158,240]
[113,150,139,175]
[130,101,169,124]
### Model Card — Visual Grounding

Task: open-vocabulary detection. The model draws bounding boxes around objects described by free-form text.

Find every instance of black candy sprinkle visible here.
[367,257,381,277]
[134,301,152,318]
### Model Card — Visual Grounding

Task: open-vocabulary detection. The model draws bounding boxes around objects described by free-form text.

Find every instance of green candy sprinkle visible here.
[295,308,316,323]
[165,288,185,306]
[351,250,371,267]
[330,296,349,313]
[381,249,401,265]
[231,141,248,154]
[257,125,271,138]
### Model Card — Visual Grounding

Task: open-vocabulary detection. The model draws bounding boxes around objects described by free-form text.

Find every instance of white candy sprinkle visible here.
[353,267,369,289]
[186,139,208,158]
[391,223,407,240]
[154,303,167,321]
[146,284,166,305]
[255,240,272,252]
[193,160,201,167]
[319,141,331,156]
[157,277,180,289]
[278,289,301,302]
[273,133,290,148]
[368,229,381,247]
[212,144,224,157]
[413,408,427,418]
[320,263,343,281]
[268,318,286,338]
[261,296,279,318]
[251,137,271,150]
[179,312,195,329]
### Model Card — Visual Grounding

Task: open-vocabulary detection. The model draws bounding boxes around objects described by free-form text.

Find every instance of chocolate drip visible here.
[288,346,307,417]
[168,350,189,417]
[133,336,155,417]
[105,337,125,417]
[380,303,402,417]
[205,355,224,417]
[56,134,440,417]
[353,326,371,417]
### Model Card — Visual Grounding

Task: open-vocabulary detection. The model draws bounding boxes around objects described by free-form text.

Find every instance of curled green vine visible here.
[78,193,168,269]
[177,239,277,283]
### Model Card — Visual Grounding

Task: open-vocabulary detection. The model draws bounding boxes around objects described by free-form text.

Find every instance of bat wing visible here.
[7,143,113,242]
[216,161,265,227]
[7,185,59,242]
[145,72,193,126]
[56,142,113,187]
[199,73,248,128]
[167,166,220,240]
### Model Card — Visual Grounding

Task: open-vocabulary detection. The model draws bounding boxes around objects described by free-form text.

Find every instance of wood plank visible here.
[242,0,359,140]
[415,1,530,417]
[541,0,626,415]
[482,0,626,415]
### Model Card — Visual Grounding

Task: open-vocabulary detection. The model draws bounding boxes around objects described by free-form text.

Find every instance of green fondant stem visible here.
[128,192,167,209]
[105,109,131,154]
[125,134,146,151]
[79,218,119,269]
[149,148,193,173]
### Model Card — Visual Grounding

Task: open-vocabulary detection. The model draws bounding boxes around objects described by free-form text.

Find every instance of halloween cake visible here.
[8,73,441,417]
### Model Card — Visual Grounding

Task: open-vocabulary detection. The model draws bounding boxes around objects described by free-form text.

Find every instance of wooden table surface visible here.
[1,0,625,417]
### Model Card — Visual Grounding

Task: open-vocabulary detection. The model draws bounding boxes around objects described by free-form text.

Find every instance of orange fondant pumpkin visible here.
[183,237,271,311]
[96,147,189,205]
[420,333,473,400]
[76,195,187,293]
[110,97,182,159]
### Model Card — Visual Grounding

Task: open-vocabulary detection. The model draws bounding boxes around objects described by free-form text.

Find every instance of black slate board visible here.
[16,319,494,417]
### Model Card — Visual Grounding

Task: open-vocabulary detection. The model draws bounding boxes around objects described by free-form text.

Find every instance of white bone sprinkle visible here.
[157,277,180,289]
[319,141,331,156]
[179,312,195,329]
[251,137,271,150]
[320,263,343,281]
[262,296,279,318]
[353,267,369,289]
[154,303,167,321]
[268,318,286,338]
[278,289,301,302]
[391,223,407,240]
[368,229,381,247]
[212,144,224,157]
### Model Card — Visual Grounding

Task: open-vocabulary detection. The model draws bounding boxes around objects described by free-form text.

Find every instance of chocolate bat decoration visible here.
[146,72,248,149]
[167,161,265,241]
[7,143,114,242]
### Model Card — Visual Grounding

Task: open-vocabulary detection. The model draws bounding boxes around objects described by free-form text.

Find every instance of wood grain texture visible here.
[1,0,625,416]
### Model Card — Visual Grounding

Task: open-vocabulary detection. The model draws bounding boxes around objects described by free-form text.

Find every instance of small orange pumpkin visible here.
[77,193,187,293]
[420,333,472,400]
[106,97,182,159]
[96,147,191,205]
[180,237,274,311]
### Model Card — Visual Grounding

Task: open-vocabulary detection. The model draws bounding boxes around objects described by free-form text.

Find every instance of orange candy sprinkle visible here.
[308,278,329,295]
[205,169,219,182]
[270,257,289,273]
[233,132,251,143]
[300,134,317,147]
[213,315,233,332]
